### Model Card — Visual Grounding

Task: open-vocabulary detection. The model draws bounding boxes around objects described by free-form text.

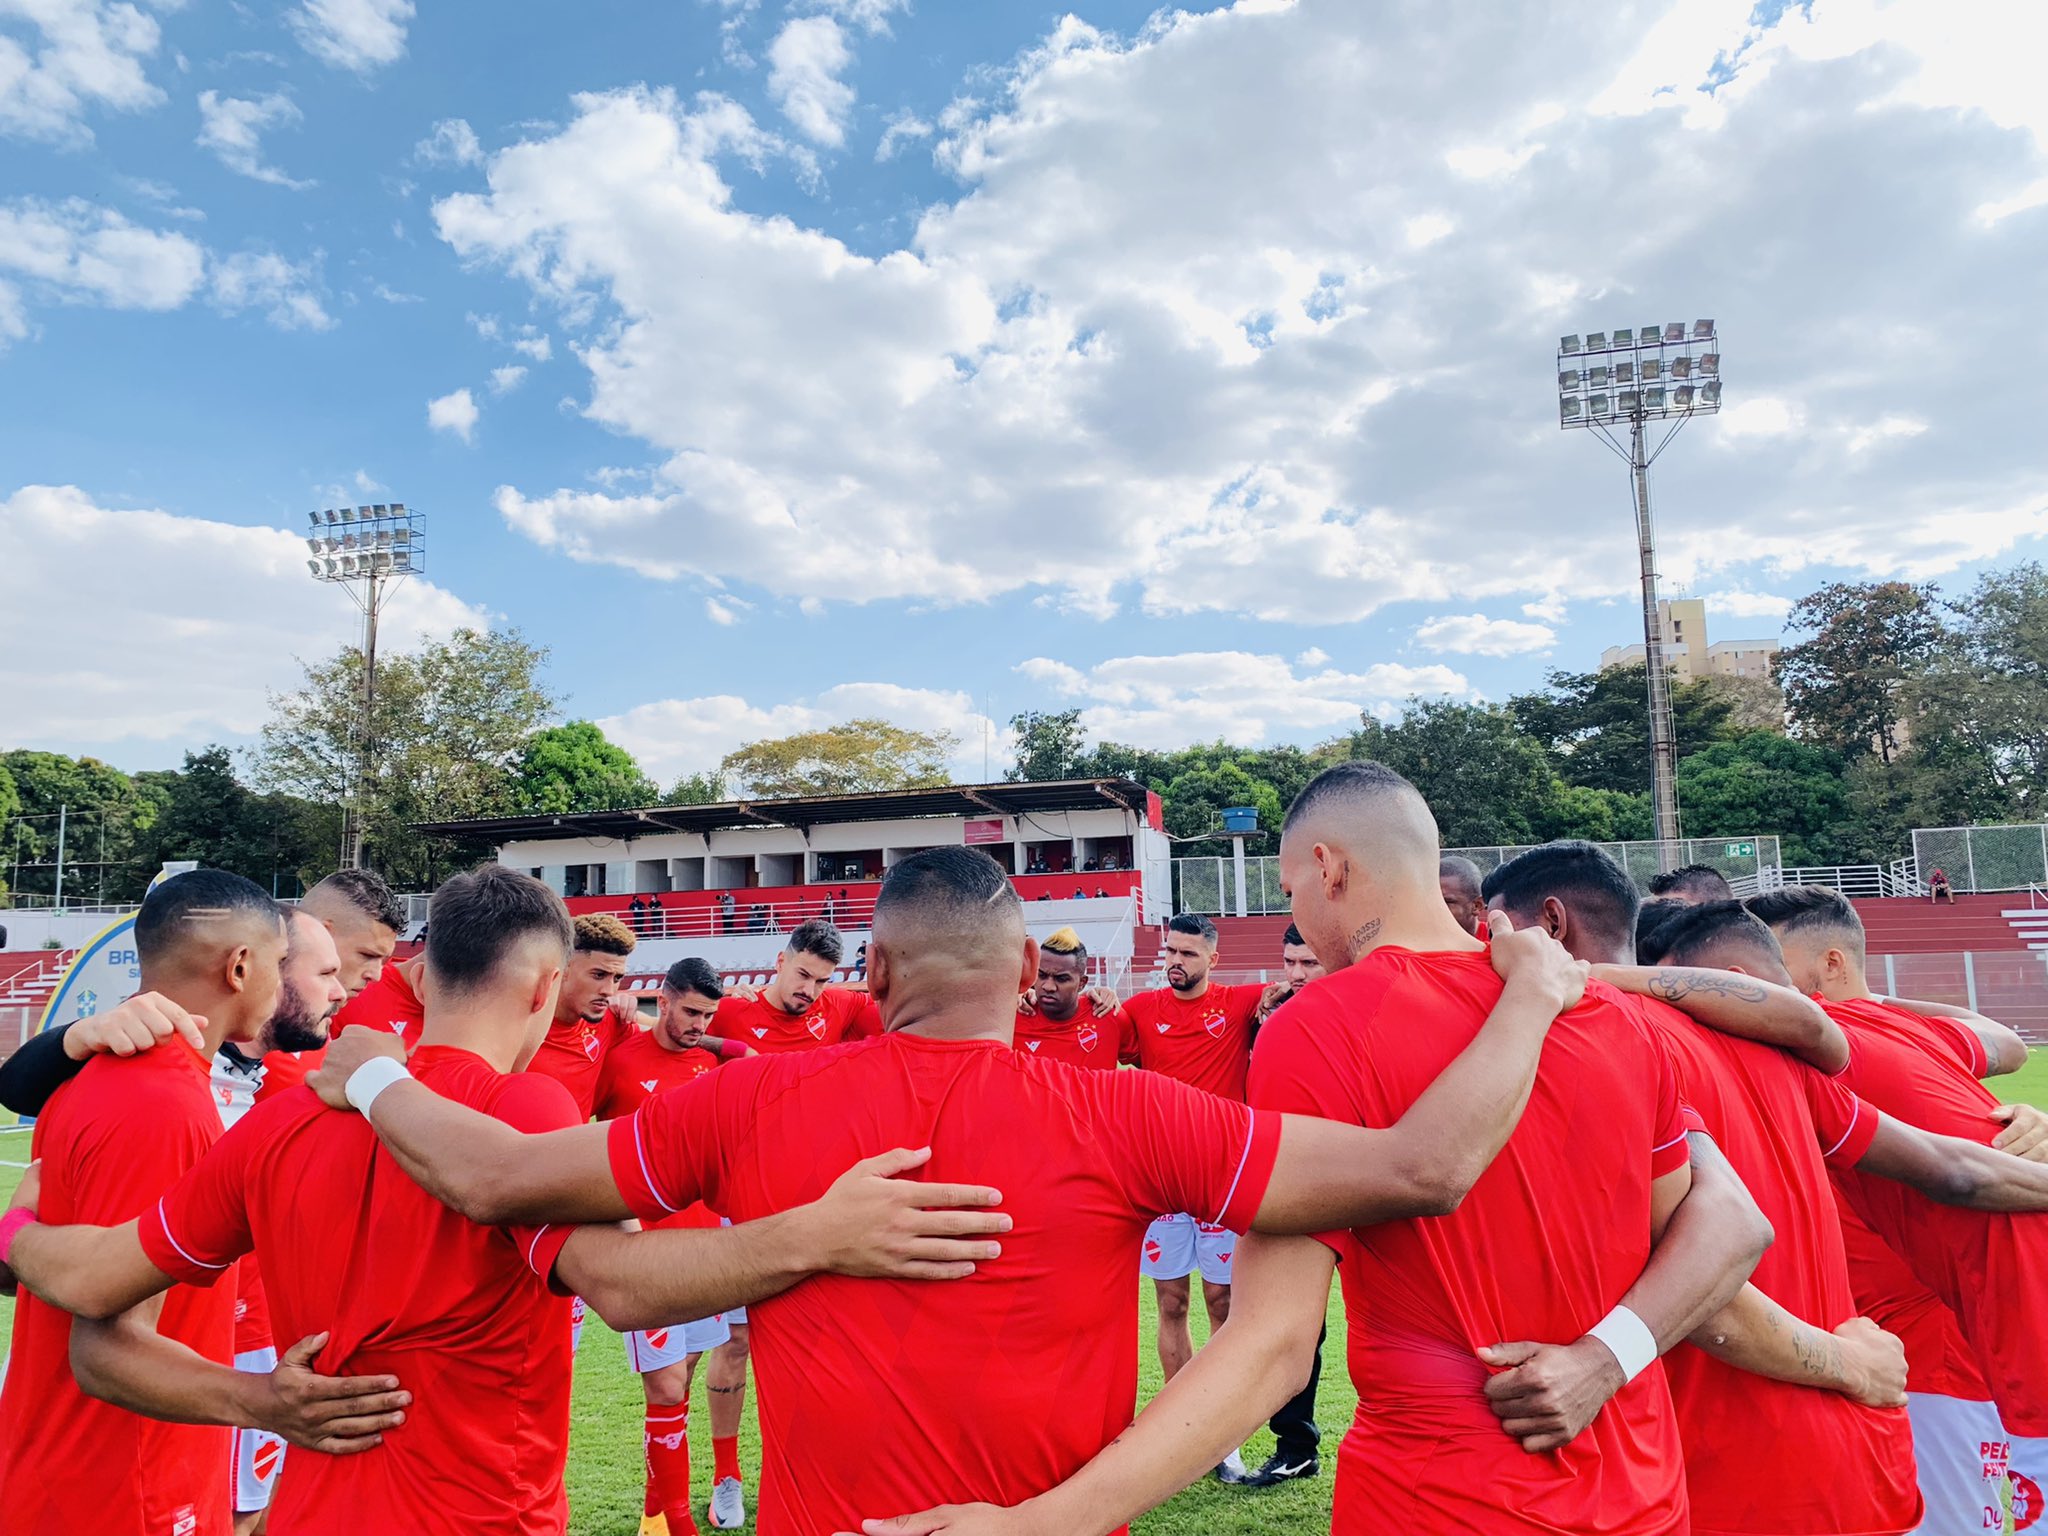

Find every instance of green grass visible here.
[6,1047,2047,1534]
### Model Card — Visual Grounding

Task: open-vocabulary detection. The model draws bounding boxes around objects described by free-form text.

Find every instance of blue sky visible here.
[4,0,2045,788]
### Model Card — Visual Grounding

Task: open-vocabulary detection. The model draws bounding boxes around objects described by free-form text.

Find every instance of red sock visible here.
[645,1408,699,1535]
[712,1433,742,1485]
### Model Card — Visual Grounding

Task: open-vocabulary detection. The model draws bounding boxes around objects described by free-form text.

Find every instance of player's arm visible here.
[848,1235,1335,1536]
[1881,995,2030,1077]
[1854,1110,2048,1210]
[1479,1133,1771,1453]
[1591,964,1848,1074]
[1687,1284,1905,1406]
[559,1147,1010,1333]
[1251,912,1586,1232]
[1,1165,171,1317]
[0,994,208,1116]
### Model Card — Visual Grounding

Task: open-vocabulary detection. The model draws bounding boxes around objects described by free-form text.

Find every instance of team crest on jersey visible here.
[171,1506,198,1536]
[251,1440,284,1482]
[646,1328,670,1350]
[805,1011,828,1041]
[1202,1009,1226,1039]
[579,1025,601,1061]
[1076,1022,1099,1052]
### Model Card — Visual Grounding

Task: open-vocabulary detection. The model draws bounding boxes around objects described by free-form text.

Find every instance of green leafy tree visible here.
[1910,563,2048,818]
[1508,666,1739,795]
[0,750,163,901]
[128,747,339,895]
[661,771,727,806]
[1006,710,1088,782]
[719,719,958,798]
[1675,733,1851,865]
[513,722,660,814]
[1338,701,1566,848]
[0,760,18,899]
[1775,581,1941,764]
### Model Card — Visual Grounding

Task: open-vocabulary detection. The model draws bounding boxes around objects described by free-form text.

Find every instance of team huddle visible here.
[2,759,2046,1536]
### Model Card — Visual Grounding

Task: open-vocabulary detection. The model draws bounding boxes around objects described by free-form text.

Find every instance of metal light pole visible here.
[1556,320,1722,861]
[304,503,427,869]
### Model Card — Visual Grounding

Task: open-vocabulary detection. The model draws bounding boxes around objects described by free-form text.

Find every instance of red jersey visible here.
[1825,996,2048,1433]
[1249,956,1694,1536]
[524,1009,637,1120]
[592,1028,723,1229]
[606,1032,1281,1536]
[1122,981,1265,1101]
[709,987,881,1055]
[135,1047,577,1536]
[1838,1203,1992,1401]
[0,1039,235,1536]
[1012,998,1133,1072]
[1633,998,1917,1536]
[257,960,426,1104]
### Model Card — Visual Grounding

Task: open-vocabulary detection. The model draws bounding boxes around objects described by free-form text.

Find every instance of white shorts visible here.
[570,1294,587,1353]
[231,1347,285,1513]
[1906,1392,2017,1536]
[625,1315,732,1374]
[1140,1213,1236,1284]
[714,1219,747,1328]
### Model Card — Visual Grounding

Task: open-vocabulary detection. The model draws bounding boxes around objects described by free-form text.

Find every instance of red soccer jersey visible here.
[606,1032,1281,1536]
[592,1028,723,1230]
[709,987,881,1055]
[1633,997,1917,1536]
[1249,955,1693,1536]
[1824,996,2048,1433]
[0,1039,235,1536]
[1122,981,1265,1101]
[257,959,426,1104]
[524,1010,637,1120]
[1838,1203,1993,1401]
[135,1047,578,1536]
[1012,998,1134,1072]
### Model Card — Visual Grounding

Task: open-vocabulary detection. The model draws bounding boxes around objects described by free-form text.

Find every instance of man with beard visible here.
[252,870,409,1104]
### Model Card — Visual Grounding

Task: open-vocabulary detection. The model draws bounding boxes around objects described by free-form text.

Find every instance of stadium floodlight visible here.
[303,499,426,869]
[1555,316,1725,859]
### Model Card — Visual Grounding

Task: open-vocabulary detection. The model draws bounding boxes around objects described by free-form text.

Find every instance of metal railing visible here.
[1758,864,1926,899]
[1913,825,2048,894]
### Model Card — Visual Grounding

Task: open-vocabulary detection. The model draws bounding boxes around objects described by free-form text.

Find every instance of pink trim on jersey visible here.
[1820,1098,1864,1161]
[1650,1128,1690,1157]
[524,1225,555,1277]
[154,1199,231,1271]
[1212,1111,1259,1226]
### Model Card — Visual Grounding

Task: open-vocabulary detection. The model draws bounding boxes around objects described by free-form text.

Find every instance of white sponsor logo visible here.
[752,1028,768,1039]
[1025,1040,1040,1052]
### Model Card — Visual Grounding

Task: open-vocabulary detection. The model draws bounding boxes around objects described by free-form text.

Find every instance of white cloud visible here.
[291,0,413,73]
[1414,613,1557,657]
[600,680,1002,783]
[1014,650,1472,753]
[1294,646,1329,668]
[197,91,314,189]
[208,249,333,331]
[1845,414,1928,454]
[1402,212,1453,248]
[0,0,168,144]
[1698,589,1795,622]
[489,364,527,395]
[1522,594,1568,623]
[414,117,482,167]
[703,595,745,626]
[436,6,2048,626]
[511,330,551,361]
[0,484,482,750]
[767,15,855,147]
[807,0,907,33]
[875,108,931,162]
[352,469,387,494]
[426,387,479,442]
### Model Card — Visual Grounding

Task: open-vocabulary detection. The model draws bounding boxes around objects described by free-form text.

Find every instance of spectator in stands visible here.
[852,941,868,981]
[1928,867,1956,904]
[628,895,647,933]
[1647,863,1736,905]
[1437,855,1485,935]
[1027,851,1049,874]
[719,890,736,934]
[1036,893,1053,902]
[1101,852,1121,872]
[1072,886,1087,899]
[644,895,665,939]
[1094,887,1109,899]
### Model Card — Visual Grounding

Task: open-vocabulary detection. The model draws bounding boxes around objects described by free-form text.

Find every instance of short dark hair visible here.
[786,918,845,966]
[1633,896,1692,964]
[1651,900,1786,971]
[1746,886,1866,958]
[875,847,1020,929]
[1282,921,1307,948]
[662,956,724,1001]
[1483,841,1639,959]
[426,866,573,996]
[1647,864,1735,901]
[1438,855,1484,895]
[307,868,405,932]
[1282,760,1417,834]
[137,869,283,969]
[574,912,637,956]
[1167,912,1219,945]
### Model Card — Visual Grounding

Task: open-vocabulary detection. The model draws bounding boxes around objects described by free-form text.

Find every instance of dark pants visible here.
[1269,1321,1325,1461]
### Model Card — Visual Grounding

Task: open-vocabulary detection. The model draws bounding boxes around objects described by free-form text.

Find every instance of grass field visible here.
[5,1049,2048,1534]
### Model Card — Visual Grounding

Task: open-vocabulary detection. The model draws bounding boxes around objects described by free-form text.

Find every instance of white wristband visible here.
[1586,1304,1659,1384]
[345,1056,413,1116]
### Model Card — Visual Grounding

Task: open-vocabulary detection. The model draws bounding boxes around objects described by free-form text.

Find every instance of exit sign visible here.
[1723,841,1756,858]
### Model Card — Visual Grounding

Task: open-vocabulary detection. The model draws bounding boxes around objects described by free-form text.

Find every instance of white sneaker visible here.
[1215,1450,1249,1483]
[708,1476,746,1529]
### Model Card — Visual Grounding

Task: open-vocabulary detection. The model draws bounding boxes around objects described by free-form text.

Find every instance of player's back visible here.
[607,1031,1277,1536]
[1250,952,1690,1536]
[166,1046,576,1536]
[1638,1002,1918,1536]
[0,1044,234,1536]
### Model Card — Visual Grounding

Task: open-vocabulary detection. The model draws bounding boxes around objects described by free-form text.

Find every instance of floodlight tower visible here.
[303,504,427,869]
[1556,321,1722,856]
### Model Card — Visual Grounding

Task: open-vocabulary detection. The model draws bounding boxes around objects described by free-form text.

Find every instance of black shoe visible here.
[1240,1451,1320,1488]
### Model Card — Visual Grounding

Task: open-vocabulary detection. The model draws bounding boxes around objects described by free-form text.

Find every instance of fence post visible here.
[1964,951,1979,1013]
[1965,832,1978,895]
[1884,954,1897,997]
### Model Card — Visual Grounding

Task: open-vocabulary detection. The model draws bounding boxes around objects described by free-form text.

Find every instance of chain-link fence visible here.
[1913,826,2048,894]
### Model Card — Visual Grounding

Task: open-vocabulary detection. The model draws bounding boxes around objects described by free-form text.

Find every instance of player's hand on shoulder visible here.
[64,992,207,1062]
[1991,1102,2048,1163]
[1833,1317,1907,1408]
[251,1332,413,1455]
[1476,1336,1625,1453]
[1015,990,1038,1017]
[1255,981,1290,1021]
[808,1146,1011,1282]
[726,983,761,1004]
[1084,986,1121,1016]
[306,1026,407,1111]
[843,1503,1035,1536]
[1485,911,1589,1014]
[607,993,642,1027]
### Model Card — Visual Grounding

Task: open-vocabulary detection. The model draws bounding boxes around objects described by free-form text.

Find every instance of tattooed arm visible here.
[1592,965,1849,1074]
[1688,1285,1905,1407]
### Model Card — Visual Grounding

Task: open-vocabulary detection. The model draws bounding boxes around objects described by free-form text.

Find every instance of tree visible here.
[512,722,660,814]
[1508,666,1739,795]
[0,760,17,899]
[1910,563,2048,819]
[661,771,727,806]
[131,747,338,896]
[1338,701,1566,848]
[1693,673,1786,735]
[254,627,558,889]
[719,719,958,798]
[1,750,163,902]
[1775,582,1941,764]
[1675,733,1851,866]
[1006,710,1087,782]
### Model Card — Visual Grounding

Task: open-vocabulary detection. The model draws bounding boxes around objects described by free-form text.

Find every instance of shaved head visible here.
[1280,762,1461,970]
[871,847,1032,1033]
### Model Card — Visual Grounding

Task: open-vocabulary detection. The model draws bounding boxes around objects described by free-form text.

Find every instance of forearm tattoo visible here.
[1645,969,1769,1005]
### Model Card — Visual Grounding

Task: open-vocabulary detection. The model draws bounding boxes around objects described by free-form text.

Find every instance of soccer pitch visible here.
[4,1048,2047,1534]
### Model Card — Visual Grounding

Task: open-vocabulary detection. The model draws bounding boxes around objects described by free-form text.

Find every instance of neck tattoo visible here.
[1347,917,1382,959]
